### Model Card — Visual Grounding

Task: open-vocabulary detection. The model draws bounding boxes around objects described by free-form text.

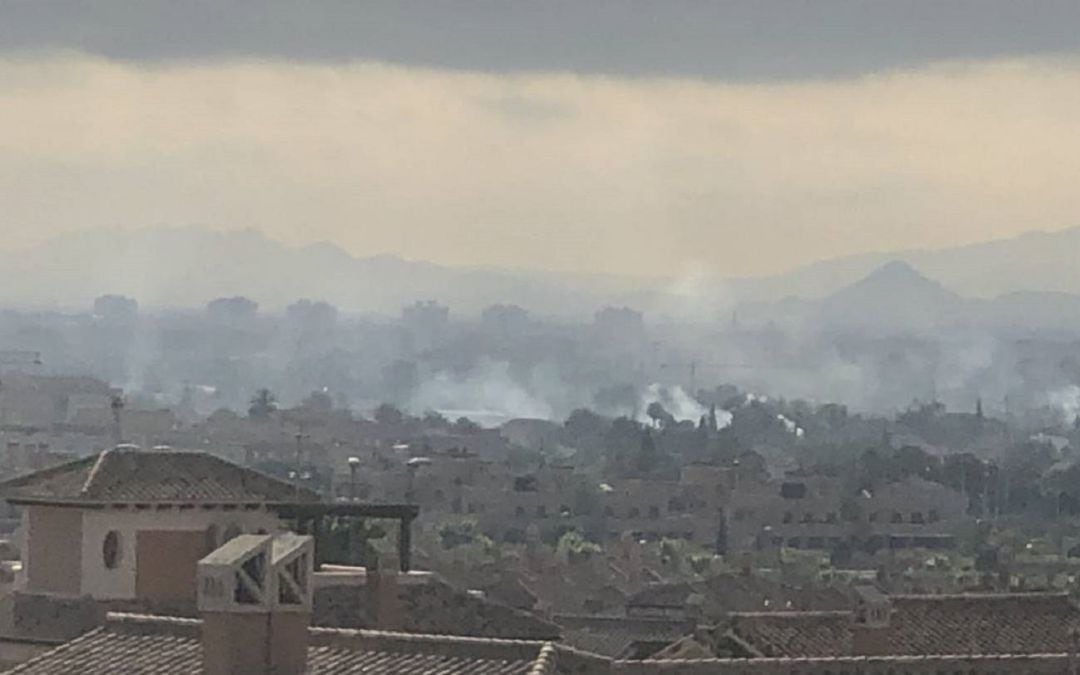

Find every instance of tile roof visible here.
[887,593,1080,656]
[629,575,851,615]
[730,611,853,658]
[552,614,693,658]
[0,447,321,504]
[314,575,561,640]
[626,581,696,609]
[607,653,1075,673]
[730,592,1080,659]
[8,613,555,675]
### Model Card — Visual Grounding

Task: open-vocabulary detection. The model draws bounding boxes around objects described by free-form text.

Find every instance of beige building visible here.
[726,475,968,554]
[7,532,562,675]
[0,446,320,617]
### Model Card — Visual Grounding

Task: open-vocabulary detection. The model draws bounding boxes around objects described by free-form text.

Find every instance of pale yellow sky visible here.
[1,54,1078,278]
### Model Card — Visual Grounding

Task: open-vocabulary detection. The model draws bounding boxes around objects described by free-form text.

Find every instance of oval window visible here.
[103,531,121,569]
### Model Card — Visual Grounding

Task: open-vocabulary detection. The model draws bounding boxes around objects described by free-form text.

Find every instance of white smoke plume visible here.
[638,383,732,428]
[408,359,555,426]
[1046,385,1080,426]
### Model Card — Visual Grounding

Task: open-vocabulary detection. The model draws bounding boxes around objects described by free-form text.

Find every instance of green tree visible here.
[646,401,674,429]
[635,430,660,475]
[248,388,277,420]
[556,530,601,563]
[320,517,385,567]
[453,417,481,434]
[374,403,405,427]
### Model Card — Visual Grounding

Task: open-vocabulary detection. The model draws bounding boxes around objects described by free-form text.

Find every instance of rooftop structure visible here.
[7,530,562,675]
[0,446,322,506]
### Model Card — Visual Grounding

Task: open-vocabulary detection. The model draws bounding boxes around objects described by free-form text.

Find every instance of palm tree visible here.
[110,394,125,444]
[248,388,277,420]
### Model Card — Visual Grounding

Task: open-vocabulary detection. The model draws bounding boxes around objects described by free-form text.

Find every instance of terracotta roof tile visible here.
[8,614,553,674]
[887,593,1080,655]
[553,614,693,658]
[0,447,320,504]
[730,592,1080,658]
[730,611,853,657]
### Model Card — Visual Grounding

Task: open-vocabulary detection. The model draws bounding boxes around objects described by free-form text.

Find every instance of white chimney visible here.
[198,533,314,675]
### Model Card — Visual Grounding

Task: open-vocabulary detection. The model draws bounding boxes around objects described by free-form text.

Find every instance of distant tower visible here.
[976,398,984,420]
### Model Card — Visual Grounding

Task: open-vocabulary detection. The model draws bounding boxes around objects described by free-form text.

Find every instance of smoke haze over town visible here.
[3,6,1080,673]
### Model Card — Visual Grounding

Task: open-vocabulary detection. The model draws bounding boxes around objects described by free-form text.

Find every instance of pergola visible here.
[271,502,420,572]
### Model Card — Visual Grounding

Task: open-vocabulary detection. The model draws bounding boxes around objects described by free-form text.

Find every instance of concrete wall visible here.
[11,591,103,641]
[80,507,282,600]
[24,506,83,596]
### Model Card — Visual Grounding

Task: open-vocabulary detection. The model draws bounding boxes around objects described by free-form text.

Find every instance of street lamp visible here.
[405,456,431,503]
[347,456,361,501]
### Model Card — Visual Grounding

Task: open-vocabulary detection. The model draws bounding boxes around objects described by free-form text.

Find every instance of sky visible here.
[2,1,1080,279]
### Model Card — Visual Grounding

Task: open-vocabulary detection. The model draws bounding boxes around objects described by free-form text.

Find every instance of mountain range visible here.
[731,226,1080,302]
[1,225,1079,321]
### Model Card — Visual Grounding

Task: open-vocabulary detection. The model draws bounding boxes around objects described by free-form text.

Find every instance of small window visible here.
[910,512,925,524]
[782,511,794,524]
[515,506,526,518]
[928,509,940,523]
[536,505,548,518]
[513,476,538,492]
[103,531,121,569]
[802,512,814,523]
[890,511,903,524]
[648,505,661,520]
[780,482,807,499]
[629,507,641,518]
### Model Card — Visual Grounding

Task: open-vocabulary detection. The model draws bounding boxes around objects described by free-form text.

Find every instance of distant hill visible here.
[732,226,1080,302]
[0,227,647,316]
[4,224,1080,322]
[817,260,965,332]
[745,258,1080,335]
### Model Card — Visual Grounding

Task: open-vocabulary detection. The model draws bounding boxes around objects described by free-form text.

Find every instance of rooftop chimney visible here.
[367,561,403,631]
[850,585,892,656]
[198,533,314,675]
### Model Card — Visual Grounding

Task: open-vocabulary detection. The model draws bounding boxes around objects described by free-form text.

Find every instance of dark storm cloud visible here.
[2,0,1079,80]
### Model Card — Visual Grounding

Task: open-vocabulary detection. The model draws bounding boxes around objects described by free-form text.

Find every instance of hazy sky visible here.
[2,2,1080,278]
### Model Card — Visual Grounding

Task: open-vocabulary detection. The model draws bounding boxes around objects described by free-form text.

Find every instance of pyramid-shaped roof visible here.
[0,447,321,505]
